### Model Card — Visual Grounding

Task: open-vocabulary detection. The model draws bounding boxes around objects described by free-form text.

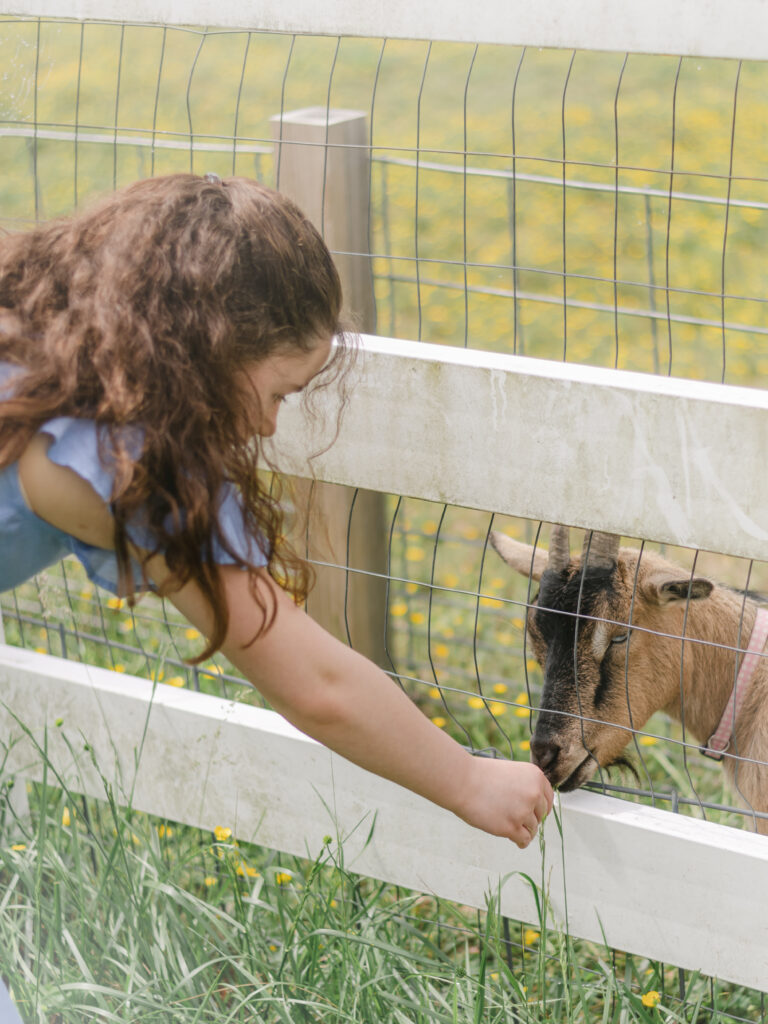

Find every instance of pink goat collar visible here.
[701,606,768,761]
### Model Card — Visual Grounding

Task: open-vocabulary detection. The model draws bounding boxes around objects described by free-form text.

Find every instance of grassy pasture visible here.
[1,15,768,1019]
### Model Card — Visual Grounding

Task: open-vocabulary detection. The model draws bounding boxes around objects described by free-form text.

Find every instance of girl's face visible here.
[240,335,333,438]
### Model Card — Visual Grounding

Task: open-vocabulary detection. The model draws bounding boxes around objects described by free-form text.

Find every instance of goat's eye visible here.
[610,633,629,646]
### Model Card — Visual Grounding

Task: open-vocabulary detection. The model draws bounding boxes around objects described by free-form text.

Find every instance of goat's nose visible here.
[530,734,561,774]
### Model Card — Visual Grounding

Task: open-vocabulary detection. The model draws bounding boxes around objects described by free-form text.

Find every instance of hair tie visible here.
[204,172,222,185]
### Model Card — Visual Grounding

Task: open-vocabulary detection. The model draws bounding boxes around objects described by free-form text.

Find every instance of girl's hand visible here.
[454,756,554,849]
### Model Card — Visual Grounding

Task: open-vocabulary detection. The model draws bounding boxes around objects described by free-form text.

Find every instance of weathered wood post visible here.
[271,107,388,665]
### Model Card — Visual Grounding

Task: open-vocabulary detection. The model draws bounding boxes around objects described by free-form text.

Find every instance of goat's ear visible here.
[642,573,714,605]
[489,531,547,581]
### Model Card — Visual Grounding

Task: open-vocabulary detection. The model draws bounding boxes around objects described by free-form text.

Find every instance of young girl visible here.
[0,173,553,852]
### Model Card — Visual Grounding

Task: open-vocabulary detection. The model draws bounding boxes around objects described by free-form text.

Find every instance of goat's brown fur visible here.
[491,530,768,834]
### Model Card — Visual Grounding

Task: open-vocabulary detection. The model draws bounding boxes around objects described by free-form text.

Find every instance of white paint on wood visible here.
[6,0,768,59]
[0,643,766,991]
[271,335,768,562]
[4,0,768,60]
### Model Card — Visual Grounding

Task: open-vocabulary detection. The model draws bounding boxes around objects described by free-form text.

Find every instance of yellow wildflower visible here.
[431,716,447,728]
[185,628,201,640]
[410,612,426,625]
[204,876,217,887]
[166,676,185,688]
[106,597,124,610]
[641,991,661,1008]
[524,929,539,946]
[433,643,449,659]
[390,601,408,617]
[493,683,508,695]
[428,687,441,699]
[61,807,71,827]
[157,824,174,839]
[479,597,504,609]
[489,702,507,717]
[406,546,425,562]
[639,735,658,746]
[467,696,485,710]
[405,582,419,594]
[114,664,126,673]
[519,739,531,752]
[442,573,460,588]
[10,844,26,852]
[275,871,293,885]
[515,692,531,717]
[214,826,232,842]
[511,617,525,630]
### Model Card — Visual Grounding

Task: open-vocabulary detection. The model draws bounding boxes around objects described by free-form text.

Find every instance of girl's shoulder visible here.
[18,431,116,549]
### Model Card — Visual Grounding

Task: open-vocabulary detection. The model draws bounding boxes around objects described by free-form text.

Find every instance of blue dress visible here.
[0,362,266,594]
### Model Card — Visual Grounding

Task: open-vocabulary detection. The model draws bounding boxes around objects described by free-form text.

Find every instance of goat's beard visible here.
[594,753,641,787]
[558,751,640,792]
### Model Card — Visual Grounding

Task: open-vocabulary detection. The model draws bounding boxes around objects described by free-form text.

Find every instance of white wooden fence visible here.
[2,0,768,996]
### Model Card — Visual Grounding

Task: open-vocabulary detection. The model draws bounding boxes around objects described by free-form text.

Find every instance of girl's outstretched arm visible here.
[18,441,553,846]
[165,563,554,848]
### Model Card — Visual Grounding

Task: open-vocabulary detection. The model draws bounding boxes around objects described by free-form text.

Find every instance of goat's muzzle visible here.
[531,726,597,790]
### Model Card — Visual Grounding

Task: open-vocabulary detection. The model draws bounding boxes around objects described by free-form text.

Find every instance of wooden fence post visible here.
[271,107,389,666]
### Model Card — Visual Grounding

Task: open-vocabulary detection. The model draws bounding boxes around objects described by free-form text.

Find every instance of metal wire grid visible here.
[1,20,767,373]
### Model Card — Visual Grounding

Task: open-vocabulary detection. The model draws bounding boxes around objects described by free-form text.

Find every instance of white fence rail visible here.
[6,0,768,60]
[275,336,768,564]
[2,643,768,994]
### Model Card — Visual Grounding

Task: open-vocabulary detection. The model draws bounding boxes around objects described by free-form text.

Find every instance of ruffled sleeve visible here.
[41,416,267,595]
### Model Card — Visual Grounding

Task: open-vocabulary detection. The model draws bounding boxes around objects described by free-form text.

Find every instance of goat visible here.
[490,525,768,833]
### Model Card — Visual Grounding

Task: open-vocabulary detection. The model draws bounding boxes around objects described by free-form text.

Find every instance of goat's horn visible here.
[581,531,620,569]
[547,524,571,573]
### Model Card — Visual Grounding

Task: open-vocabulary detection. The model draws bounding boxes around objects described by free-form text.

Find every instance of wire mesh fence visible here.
[2,18,767,378]
[1,12,768,1014]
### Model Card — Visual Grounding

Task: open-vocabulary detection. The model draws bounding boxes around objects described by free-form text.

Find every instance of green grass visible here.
[1,777,763,1023]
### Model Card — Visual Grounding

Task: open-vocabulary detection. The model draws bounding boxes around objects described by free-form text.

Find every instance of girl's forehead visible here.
[253,334,333,384]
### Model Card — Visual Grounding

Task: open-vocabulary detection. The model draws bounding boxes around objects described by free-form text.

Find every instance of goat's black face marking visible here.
[531,566,618,713]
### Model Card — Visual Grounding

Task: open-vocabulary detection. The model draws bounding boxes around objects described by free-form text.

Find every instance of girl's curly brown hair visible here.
[0,173,348,660]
